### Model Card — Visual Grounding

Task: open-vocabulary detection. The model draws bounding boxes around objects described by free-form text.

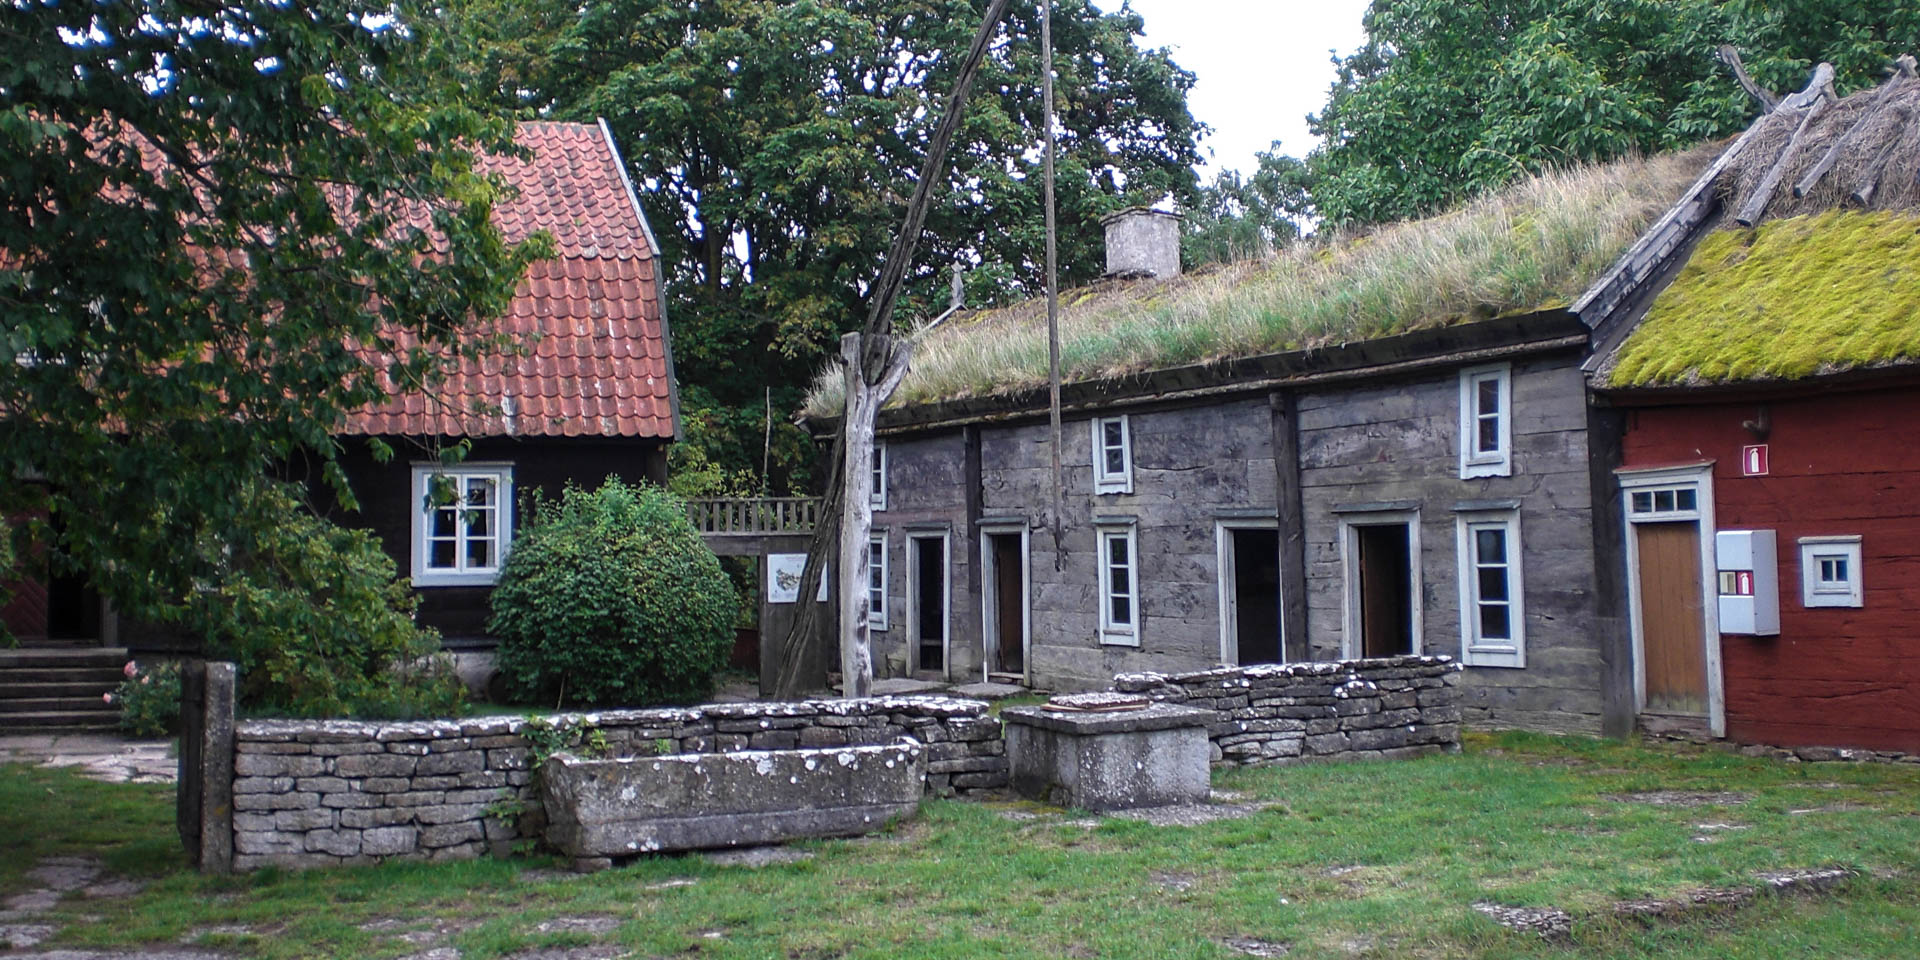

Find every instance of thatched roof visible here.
[1607,57,1920,390]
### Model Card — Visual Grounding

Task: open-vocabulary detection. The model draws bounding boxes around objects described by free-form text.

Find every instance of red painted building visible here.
[1611,385,1920,753]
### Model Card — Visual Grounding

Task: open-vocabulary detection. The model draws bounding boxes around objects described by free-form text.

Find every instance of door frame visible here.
[905,530,953,681]
[1215,518,1281,665]
[978,522,1031,685]
[1338,509,1423,660]
[1617,462,1723,737]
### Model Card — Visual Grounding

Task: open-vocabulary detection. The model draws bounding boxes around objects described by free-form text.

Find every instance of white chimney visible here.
[1100,207,1183,280]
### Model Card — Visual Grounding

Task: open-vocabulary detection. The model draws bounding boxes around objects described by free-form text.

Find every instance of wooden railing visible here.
[685,497,821,537]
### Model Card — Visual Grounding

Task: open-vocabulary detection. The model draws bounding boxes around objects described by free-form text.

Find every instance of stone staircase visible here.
[0,646,127,732]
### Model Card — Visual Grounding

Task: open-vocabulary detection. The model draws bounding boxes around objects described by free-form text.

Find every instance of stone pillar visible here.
[176,661,236,874]
[1002,702,1214,811]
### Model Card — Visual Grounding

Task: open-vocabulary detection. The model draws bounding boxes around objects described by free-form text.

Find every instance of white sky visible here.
[1094,0,1373,178]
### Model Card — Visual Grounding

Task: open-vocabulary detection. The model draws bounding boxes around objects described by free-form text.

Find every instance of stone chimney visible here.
[1100,207,1183,280]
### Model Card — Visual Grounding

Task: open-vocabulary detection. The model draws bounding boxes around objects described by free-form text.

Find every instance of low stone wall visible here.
[228,696,1002,872]
[1111,655,1463,766]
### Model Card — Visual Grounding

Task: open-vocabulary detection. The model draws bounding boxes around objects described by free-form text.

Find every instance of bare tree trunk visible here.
[836,333,912,697]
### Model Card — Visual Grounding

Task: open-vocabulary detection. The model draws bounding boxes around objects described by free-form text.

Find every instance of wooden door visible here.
[990,534,1024,675]
[1636,521,1708,716]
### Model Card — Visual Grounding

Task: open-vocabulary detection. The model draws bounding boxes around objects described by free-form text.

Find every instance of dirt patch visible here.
[531,916,622,936]
[397,949,462,960]
[500,947,628,960]
[1,923,59,949]
[1150,871,1197,893]
[1471,902,1572,942]
[1605,790,1751,807]
[701,846,813,868]
[1219,935,1291,956]
[1108,801,1262,827]
[80,879,145,899]
[5,891,63,912]
[26,857,102,892]
[1613,885,1754,919]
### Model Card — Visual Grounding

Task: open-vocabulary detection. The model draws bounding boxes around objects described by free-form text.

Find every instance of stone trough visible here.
[541,741,927,871]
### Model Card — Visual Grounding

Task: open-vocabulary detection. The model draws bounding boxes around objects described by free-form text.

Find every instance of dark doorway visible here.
[1356,523,1414,657]
[987,533,1025,676]
[1231,528,1283,664]
[913,536,945,674]
[45,568,101,644]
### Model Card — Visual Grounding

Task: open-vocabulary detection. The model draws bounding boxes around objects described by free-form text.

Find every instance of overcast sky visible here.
[1093,0,1373,179]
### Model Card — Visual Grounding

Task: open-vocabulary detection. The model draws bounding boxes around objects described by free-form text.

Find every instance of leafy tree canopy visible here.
[1183,145,1313,267]
[449,0,1205,492]
[0,1,542,653]
[1306,0,1920,227]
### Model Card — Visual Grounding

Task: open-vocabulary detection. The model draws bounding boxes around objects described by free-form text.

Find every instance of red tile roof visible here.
[344,121,677,439]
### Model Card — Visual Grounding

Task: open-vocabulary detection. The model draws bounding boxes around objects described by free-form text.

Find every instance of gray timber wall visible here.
[870,430,978,680]
[220,696,1003,872]
[1296,355,1608,734]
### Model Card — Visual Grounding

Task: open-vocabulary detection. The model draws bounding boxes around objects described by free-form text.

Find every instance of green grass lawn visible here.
[4,731,1917,959]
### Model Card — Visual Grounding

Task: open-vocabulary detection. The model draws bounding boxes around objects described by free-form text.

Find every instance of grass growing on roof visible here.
[9,732,1920,958]
[1608,210,1920,388]
[805,147,1714,417]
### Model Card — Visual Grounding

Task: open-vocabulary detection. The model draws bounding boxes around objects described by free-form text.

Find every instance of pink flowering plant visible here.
[109,659,182,738]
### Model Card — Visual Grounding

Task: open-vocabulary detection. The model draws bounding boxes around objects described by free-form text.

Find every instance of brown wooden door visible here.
[990,534,1024,674]
[1636,521,1709,716]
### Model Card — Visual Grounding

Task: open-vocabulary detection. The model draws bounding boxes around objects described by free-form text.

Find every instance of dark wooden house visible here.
[2,120,681,653]
[1587,61,1920,753]
[806,153,1711,736]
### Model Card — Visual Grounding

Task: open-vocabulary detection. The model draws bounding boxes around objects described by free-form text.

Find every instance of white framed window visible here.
[1799,535,1863,608]
[411,464,513,587]
[1455,511,1525,668]
[870,442,888,512]
[1091,415,1133,494]
[1458,363,1512,478]
[1096,522,1140,645]
[867,534,890,630]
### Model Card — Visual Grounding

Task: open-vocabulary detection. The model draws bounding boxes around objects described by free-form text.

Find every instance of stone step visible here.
[0,680,116,700]
[1,710,121,730]
[0,696,117,715]
[0,666,125,685]
[0,647,129,669]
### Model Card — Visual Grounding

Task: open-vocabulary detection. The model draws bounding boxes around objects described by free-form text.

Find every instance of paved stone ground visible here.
[0,734,175,785]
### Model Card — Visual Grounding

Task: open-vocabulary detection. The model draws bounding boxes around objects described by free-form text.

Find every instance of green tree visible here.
[1307,0,1920,227]
[0,1,542,682]
[450,0,1204,490]
[1184,145,1315,266]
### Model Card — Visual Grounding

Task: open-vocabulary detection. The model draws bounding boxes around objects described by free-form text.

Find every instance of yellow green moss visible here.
[1609,210,1920,387]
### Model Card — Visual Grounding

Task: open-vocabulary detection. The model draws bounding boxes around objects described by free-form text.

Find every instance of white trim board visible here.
[978,522,1032,686]
[1617,462,1723,738]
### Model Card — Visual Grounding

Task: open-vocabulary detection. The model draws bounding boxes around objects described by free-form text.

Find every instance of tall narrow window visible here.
[870,443,888,511]
[1458,364,1512,478]
[412,465,514,587]
[1456,511,1524,667]
[1097,523,1140,645]
[867,534,890,630]
[1091,415,1133,494]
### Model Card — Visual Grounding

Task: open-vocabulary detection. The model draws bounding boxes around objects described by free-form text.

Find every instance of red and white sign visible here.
[1741,444,1769,477]
[1733,570,1754,597]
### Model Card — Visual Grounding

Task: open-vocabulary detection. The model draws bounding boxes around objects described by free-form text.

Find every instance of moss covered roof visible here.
[1606,210,1920,388]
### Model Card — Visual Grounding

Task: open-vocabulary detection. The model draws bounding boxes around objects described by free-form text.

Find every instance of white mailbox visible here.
[1715,529,1780,636]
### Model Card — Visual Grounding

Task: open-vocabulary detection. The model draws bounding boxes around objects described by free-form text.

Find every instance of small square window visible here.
[1799,536,1863,608]
[1458,364,1512,478]
[1091,416,1133,494]
[411,464,514,587]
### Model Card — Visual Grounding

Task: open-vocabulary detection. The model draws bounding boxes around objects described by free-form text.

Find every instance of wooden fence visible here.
[684,497,821,537]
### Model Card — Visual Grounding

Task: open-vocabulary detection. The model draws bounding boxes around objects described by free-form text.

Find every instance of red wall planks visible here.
[1621,387,1920,753]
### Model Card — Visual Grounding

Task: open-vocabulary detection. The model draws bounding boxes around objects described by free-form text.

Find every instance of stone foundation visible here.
[1111,655,1463,766]
[227,696,1003,871]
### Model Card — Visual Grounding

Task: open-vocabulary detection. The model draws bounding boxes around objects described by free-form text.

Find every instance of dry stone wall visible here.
[228,696,1003,872]
[1111,655,1463,766]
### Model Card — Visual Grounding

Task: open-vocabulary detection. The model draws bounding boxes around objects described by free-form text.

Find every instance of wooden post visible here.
[836,332,913,697]
[1269,392,1308,661]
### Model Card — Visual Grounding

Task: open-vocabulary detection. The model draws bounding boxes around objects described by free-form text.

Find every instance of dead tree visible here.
[772,0,1014,697]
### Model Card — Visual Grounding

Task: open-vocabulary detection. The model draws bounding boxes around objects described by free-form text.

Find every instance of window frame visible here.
[1799,535,1863,608]
[410,463,514,587]
[867,533,890,631]
[1096,521,1141,646]
[870,442,888,512]
[1091,415,1134,495]
[1458,363,1513,479]
[1455,510,1525,668]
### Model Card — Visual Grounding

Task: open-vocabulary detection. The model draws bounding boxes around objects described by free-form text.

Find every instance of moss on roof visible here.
[1606,210,1920,388]
[804,146,1715,417]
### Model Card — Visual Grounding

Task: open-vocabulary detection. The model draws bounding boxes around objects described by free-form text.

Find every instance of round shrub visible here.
[489,479,738,707]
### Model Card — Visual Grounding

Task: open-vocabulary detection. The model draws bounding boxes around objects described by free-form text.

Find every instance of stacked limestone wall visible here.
[229,696,1002,871]
[1111,655,1463,766]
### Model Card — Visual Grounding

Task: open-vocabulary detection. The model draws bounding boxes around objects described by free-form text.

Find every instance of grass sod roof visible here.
[1606,210,1920,388]
[802,146,1716,418]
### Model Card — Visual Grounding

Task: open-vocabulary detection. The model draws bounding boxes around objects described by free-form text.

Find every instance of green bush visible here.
[174,482,466,719]
[109,659,181,738]
[490,479,737,708]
